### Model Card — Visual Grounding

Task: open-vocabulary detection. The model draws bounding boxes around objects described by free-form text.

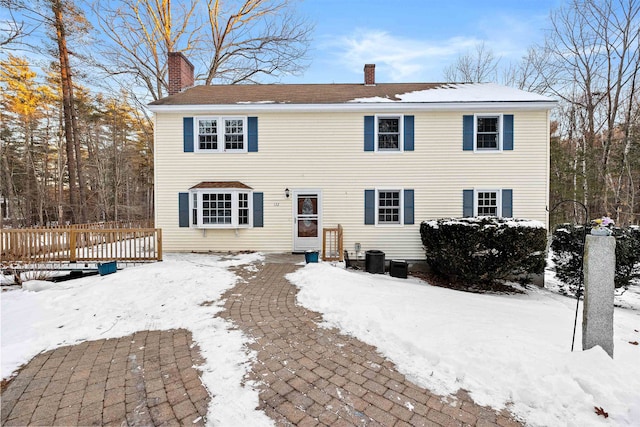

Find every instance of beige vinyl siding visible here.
[155,110,550,259]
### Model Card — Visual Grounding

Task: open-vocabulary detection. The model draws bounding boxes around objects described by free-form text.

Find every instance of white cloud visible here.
[323,29,481,82]
[317,10,550,84]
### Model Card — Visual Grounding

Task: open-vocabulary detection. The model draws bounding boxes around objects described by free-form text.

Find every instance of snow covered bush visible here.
[420,217,547,289]
[614,226,640,288]
[550,224,586,295]
[551,224,640,294]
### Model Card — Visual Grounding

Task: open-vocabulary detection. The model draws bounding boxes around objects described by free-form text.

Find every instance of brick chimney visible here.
[364,64,375,85]
[168,52,194,96]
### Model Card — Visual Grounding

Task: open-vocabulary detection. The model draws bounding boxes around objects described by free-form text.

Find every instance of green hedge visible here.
[420,217,547,289]
[551,224,640,293]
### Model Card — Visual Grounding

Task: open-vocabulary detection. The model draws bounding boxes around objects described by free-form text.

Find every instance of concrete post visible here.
[582,234,616,358]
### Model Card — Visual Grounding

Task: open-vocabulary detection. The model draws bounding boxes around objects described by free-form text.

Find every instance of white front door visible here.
[293,190,322,252]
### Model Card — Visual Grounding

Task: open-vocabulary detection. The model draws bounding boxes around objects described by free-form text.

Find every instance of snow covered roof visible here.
[148,82,555,110]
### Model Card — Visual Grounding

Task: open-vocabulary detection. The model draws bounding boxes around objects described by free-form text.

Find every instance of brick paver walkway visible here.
[222,255,523,427]
[1,329,209,426]
[1,254,524,426]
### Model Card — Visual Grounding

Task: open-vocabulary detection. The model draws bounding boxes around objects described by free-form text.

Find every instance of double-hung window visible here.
[476,115,500,150]
[376,115,402,151]
[377,189,402,225]
[476,190,500,216]
[195,117,247,152]
[463,114,513,152]
[463,188,512,218]
[190,189,252,228]
[198,119,218,150]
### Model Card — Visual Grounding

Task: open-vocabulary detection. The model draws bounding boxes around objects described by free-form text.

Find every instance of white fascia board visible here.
[147,101,558,114]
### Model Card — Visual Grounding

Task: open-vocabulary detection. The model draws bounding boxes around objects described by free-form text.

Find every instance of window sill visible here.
[473,148,503,153]
[193,150,249,154]
[192,225,252,229]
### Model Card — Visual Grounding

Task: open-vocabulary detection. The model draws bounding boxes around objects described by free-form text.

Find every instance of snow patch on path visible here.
[288,263,640,427]
[1,252,273,427]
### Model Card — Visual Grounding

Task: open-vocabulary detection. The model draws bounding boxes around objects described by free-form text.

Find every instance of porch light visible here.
[285,188,290,198]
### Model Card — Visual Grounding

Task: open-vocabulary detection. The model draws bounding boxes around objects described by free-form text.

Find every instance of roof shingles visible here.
[189,181,253,190]
[150,83,445,105]
[149,82,554,106]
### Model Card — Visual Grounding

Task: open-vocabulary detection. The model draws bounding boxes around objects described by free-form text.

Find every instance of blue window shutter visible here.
[404,189,414,224]
[364,116,375,151]
[463,189,474,217]
[248,117,258,152]
[503,114,514,150]
[502,189,513,217]
[253,192,264,227]
[364,190,375,224]
[463,115,474,151]
[179,192,189,227]
[404,115,414,151]
[183,117,194,152]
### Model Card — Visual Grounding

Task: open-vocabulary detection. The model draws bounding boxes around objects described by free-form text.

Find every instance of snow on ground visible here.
[287,264,640,427]
[3,252,639,426]
[545,260,640,310]
[1,252,272,427]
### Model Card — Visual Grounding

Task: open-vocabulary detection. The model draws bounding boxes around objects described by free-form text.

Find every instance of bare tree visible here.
[92,0,200,101]
[0,5,26,47]
[202,0,312,84]
[93,0,311,101]
[545,0,640,224]
[502,47,554,93]
[443,42,500,83]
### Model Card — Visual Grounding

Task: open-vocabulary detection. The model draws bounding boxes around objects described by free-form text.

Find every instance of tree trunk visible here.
[51,0,79,223]
[1,149,17,228]
[72,108,88,223]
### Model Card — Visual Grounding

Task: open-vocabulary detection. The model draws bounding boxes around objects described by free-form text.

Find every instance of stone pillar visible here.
[582,234,616,358]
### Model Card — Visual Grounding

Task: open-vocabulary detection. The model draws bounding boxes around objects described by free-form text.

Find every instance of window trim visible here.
[194,116,248,153]
[375,188,404,226]
[374,114,404,152]
[474,189,502,217]
[474,114,503,152]
[189,188,253,228]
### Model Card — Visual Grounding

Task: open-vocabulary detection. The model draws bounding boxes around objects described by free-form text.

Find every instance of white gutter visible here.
[148,101,557,114]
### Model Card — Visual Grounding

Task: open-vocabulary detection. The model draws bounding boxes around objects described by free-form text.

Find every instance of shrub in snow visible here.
[420,217,546,288]
[550,224,585,295]
[551,224,640,294]
[614,226,640,288]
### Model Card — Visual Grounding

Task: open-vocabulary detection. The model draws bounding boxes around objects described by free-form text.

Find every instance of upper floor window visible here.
[198,119,218,150]
[195,117,247,153]
[365,115,414,152]
[377,116,402,151]
[476,116,500,150]
[463,114,513,152]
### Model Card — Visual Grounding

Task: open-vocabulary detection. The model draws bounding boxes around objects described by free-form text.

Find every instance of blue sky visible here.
[0,0,564,87]
[282,0,563,84]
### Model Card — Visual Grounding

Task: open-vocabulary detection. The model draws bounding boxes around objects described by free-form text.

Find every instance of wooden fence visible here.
[1,228,162,263]
[322,224,344,262]
[40,219,154,230]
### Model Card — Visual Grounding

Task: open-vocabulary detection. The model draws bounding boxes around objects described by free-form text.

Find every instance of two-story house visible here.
[148,52,555,260]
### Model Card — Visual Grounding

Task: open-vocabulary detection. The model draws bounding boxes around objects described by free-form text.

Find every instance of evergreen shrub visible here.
[550,224,586,295]
[420,217,547,289]
[551,224,640,293]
